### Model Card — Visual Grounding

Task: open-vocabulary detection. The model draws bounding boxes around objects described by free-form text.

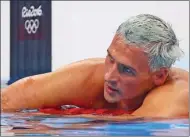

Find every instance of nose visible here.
[105,63,119,84]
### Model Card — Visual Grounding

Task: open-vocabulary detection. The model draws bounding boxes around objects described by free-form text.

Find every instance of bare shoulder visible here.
[147,67,188,95]
[133,67,189,117]
[54,58,105,77]
[169,67,189,81]
[57,58,105,69]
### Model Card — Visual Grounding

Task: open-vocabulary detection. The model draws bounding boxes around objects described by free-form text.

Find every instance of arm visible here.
[1,58,105,111]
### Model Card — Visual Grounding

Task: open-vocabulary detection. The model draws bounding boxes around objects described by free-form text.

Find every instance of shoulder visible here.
[150,67,188,93]
[54,58,105,77]
[169,67,189,81]
[133,67,189,117]
[147,67,189,106]
[147,67,188,92]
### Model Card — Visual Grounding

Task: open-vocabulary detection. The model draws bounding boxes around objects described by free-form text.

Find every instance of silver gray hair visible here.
[116,14,184,72]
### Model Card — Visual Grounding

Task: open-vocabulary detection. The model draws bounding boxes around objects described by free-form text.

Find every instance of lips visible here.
[106,84,120,94]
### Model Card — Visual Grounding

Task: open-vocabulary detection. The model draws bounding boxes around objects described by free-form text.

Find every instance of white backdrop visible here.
[1,1,189,80]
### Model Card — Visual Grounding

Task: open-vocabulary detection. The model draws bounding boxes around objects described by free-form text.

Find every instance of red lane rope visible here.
[39,108,133,116]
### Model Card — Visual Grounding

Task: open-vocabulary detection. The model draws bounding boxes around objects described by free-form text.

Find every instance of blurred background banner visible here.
[8,0,52,84]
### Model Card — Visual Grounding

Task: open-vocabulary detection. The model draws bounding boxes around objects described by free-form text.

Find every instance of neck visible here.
[117,93,147,112]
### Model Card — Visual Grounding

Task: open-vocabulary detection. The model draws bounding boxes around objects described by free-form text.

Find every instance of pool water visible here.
[1,109,189,136]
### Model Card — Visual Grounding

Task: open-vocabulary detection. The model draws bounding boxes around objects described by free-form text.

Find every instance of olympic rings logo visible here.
[24,19,40,34]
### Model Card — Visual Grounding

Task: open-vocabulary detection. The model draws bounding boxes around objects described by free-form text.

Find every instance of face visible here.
[104,35,155,103]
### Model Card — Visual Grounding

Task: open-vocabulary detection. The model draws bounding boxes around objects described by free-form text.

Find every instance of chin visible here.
[103,90,120,103]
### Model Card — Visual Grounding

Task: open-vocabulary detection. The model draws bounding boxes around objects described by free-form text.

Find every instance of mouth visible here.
[105,84,120,95]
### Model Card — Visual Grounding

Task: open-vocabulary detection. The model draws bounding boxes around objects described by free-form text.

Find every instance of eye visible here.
[118,64,135,76]
[123,67,133,74]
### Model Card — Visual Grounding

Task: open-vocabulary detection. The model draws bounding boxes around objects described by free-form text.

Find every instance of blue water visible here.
[1,110,189,136]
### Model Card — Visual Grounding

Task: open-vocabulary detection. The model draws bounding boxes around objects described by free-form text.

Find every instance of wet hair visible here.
[116,14,184,71]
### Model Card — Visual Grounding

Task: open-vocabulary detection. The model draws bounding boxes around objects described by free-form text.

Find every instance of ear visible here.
[152,68,169,86]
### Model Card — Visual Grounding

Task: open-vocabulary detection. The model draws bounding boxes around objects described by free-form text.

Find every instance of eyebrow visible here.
[107,49,137,74]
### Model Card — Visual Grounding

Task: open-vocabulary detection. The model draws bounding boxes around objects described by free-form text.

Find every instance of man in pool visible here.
[1,14,189,118]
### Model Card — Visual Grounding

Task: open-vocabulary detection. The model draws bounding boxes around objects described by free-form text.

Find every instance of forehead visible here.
[108,35,150,72]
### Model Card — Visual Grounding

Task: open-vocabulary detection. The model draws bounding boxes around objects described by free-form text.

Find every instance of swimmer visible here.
[1,14,189,118]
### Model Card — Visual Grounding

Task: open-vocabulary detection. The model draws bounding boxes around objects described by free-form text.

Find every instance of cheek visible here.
[104,57,113,74]
[120,78,140,94]
[138,78,153,90]
[121,77,152,97]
